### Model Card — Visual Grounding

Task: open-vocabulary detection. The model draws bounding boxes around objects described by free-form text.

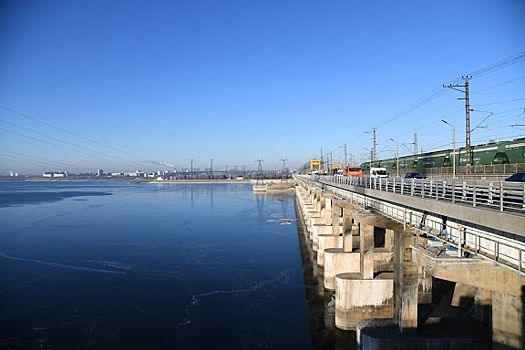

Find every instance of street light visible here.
[441,120,456,178]
[390,138,399,177]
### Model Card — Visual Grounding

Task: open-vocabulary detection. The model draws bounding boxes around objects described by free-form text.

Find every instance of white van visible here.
[370,167,389,178]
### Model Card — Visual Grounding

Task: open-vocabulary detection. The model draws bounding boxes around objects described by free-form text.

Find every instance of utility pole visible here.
[364,128,377,162]
[340,144,347,167]
[390,138,399,177]
[413,134,418,155]
[444,76,472,173]
[329,152,332,174]
[442,120,456,178]
[320,147,324,174]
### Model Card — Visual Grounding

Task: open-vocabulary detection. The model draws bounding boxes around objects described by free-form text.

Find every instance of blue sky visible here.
[1,0,524,174]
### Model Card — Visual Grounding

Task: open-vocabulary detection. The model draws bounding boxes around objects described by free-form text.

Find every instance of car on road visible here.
[403,172,427,179]
[504,172,525,182]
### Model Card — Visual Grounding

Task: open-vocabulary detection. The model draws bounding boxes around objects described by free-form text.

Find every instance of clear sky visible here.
[1,0,524,175]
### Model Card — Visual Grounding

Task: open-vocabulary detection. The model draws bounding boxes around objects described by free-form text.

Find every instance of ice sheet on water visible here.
[0,191,112,207]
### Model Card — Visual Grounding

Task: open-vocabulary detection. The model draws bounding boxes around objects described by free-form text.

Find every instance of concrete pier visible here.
[333,212,422,331]
[335,272,394,330]
[294,176,524,349]
[296,180,421,331]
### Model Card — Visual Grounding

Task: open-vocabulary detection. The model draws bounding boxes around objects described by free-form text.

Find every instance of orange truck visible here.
[343,165,363,177]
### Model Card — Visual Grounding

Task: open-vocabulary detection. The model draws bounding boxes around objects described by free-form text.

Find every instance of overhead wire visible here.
[0,104,149,164]
[468,51,525,79]
[370,51,525,131]
[0,150,90,172]
[0,124,146,170]
[351,51,525,161]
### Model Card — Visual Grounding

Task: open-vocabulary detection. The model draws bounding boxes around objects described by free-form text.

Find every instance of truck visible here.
[343,165,363,177]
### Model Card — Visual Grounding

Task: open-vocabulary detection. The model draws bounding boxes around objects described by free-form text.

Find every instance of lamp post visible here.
[442,120,456,178]
[390,138,399,177]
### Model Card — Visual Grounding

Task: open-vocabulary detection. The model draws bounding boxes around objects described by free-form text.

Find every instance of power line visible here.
[0,150,89,172]
[0,125,146,170]
[0,104,147,161]
[474,97,525,107]
[468,51,525,78]
[368,51,525,133]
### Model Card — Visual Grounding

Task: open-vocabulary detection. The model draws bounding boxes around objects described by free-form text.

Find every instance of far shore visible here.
[149,179,296,185]
[0,177,296,186]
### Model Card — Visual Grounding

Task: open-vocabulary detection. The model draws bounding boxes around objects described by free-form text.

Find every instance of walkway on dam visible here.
[293,175,525,350]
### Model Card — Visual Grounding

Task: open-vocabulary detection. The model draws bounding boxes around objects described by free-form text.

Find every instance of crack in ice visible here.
[0,252,126,275]
[177,268,296,328]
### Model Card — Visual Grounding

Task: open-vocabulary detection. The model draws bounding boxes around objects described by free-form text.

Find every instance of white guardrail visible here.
[298,175,525,275]
[326,175,525,214]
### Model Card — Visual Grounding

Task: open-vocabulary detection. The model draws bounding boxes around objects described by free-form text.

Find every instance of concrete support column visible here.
[335,272,394,330]
[393,230,418,334]
[385,229,394,251]
[418,265,432,304]
[342,208,354,252]
[331,204,342,236]
[360,223,375,280]
[475,288,492,327]
[324,198,333,225]
[492,291,524,350]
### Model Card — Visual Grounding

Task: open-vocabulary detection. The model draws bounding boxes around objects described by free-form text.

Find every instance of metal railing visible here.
[324,175,525,214]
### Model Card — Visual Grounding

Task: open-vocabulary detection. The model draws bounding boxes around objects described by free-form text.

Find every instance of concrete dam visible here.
[293,174,525,350]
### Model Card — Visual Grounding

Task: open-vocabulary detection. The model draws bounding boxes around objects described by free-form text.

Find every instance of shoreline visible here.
[148,179,253,184]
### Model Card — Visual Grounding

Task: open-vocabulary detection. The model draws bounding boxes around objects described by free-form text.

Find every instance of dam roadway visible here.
[293,174,524,350]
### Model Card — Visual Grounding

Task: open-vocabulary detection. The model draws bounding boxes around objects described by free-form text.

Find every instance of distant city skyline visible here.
[1,1,524,175]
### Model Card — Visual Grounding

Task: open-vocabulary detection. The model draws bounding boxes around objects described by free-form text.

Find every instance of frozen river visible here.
[0,181,313,349]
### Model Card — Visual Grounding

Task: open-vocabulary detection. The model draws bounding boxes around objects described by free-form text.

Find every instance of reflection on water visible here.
[0,181,314,349]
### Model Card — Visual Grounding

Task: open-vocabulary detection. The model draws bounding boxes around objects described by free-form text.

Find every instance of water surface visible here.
[0,181,311,349]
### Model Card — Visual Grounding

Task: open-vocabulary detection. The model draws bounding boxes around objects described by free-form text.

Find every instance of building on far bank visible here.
[43,172,66,178]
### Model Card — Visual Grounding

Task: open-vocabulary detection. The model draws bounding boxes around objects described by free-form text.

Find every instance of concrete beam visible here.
[411,244,525,297]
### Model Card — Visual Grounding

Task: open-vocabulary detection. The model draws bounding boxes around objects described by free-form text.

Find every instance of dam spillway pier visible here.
[294,174,525,350]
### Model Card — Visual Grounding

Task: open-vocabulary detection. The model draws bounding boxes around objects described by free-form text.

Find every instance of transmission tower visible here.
[189,159,194,178]
[255,158,264,185]
[444,76,472,172]
[208,158,214,178]
[280,158,288,181]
